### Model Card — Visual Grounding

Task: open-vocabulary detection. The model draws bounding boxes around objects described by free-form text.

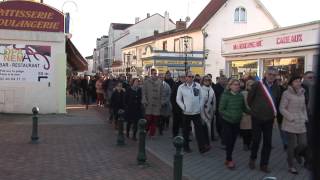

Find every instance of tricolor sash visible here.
[259,80,277,116]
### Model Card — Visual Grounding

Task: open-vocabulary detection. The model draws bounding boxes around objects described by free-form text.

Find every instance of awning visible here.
[66,38,88,72]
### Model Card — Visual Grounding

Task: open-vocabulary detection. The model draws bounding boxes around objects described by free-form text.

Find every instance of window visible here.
[174,39,180,52]
[162,41,167,51]
[234,7,247,23]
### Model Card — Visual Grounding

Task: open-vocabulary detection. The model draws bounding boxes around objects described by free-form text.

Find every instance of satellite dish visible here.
[185,16,191,23]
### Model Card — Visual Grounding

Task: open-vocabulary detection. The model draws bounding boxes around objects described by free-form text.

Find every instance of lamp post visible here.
[180,36,192,76]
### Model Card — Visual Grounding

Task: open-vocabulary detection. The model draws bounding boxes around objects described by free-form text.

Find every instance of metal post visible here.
[173,136,184,180]
[117,109,125,146]
[137,119,147,165]
[31,107,40,143]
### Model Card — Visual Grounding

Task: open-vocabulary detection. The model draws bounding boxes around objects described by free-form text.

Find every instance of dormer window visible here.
[234,7,247,23]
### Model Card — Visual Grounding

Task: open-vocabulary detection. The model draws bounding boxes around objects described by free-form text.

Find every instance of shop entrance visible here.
[263,57,305,83]
[229,60,258,79]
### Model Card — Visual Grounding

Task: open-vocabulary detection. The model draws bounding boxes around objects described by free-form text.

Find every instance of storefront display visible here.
[229,60,258,79]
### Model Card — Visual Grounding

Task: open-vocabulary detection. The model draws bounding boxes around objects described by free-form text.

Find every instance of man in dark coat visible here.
[213,76,227,143]
[164,71,175,129]
[172,74,185,137]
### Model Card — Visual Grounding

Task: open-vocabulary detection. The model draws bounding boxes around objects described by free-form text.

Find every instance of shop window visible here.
[229,60,258,79]
[234,7,247,23]
[263,57,305,84]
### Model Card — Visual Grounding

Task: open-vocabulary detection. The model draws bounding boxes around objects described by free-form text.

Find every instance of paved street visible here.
[0,104,177,180]
[146,122,311,180]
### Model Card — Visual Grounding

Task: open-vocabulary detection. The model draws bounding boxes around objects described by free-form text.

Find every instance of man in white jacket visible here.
[176,71,210,153]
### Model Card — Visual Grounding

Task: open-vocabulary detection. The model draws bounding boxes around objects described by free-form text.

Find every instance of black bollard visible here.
[31,107,40,143]
[173,136,184,180]
[116,109,125,146]
[137,119,147,165]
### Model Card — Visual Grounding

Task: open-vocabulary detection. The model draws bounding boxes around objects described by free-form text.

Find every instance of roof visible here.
[66,39,88,72]
[122,28,187,49]
[188,0,228,31]
[111,23,133,30]
[188,0,279,31]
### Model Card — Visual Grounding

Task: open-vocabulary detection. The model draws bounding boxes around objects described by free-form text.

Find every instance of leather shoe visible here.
[260,165,271,173]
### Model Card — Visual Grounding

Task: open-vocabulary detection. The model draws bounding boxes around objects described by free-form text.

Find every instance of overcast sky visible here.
[44,0,320,57]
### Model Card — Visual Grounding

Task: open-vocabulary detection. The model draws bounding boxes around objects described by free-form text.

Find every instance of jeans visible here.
[223,120,240,161]
[241,129,252,147]
[250,117,273,166]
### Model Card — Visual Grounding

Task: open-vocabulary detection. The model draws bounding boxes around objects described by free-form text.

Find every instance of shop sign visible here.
[0,44,53,82]
[276,34,303,45]
[233,40,263,50]
[0,1,64,32]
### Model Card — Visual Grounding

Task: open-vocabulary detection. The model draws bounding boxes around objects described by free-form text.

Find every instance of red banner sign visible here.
[0,1,64,32]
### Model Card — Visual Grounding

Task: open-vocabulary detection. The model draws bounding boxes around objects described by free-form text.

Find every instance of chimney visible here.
[147,13,150,18]
[176,19,186,30]
[135,17,140,24]
[154,30,159,36]
[164,11,169,31]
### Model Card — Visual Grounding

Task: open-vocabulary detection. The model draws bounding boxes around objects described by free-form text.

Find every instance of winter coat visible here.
[200,85,216,123]
[280,86,308,134]
[176,82,202,115]
[142,78,163,116]
[111,89,126,111]
[240,90,251,130]
[219,90,247,124]
[95,80,104,94]
[125,87,143,122]
[160,81,172,116]
[247,79,281,121]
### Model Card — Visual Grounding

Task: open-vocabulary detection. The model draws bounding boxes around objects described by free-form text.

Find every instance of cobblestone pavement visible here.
[0,105,179,180]
[146,121,311,180]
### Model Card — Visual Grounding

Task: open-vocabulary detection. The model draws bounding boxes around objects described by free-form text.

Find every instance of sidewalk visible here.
[0,105,178,180]
[145,122,311,180]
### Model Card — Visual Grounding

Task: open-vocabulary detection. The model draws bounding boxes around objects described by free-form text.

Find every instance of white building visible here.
[107,12,176,73]
[188,0,279,79]
[0,1,87,114]
[93,35,109,72]
[222,21,320,80]
[85,55,94,74]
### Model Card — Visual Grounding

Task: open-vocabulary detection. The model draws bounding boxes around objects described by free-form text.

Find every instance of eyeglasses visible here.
[305,76,315,80]
[187,76,194,78]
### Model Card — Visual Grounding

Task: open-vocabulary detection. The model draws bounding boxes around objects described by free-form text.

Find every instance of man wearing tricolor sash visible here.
[247,67,281,173]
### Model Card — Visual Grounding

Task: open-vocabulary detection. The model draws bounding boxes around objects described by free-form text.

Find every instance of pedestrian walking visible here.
[142,69,163,137]
[240,79,254,151]
[213,76,228,145]
[275,76,288,150]
[200,75,215,148]
[248,67,281,173]
[279,76,308,174]
[95,76,105,107]
[159,73,172,135]
[164,71,175,129]
[176,71,210,154]
[125,78,143,141]
[110,82,126,129]
[219,79,248,169]
[172,75,185,137]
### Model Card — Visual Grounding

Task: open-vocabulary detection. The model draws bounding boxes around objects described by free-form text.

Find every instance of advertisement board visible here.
[0,44,52,82]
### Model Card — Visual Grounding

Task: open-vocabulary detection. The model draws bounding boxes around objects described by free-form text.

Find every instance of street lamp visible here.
[180,36,193,76]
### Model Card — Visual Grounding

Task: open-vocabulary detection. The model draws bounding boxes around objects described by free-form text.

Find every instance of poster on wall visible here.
[0,44,53,82]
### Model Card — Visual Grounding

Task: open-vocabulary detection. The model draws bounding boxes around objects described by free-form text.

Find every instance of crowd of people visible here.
[67,68,316,175]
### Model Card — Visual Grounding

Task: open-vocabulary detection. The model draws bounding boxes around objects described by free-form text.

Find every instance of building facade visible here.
[122,21,205,77]
[93,35,109,72]
[188,0,278,80]
[108,13,176,74]
[222,21,320,81]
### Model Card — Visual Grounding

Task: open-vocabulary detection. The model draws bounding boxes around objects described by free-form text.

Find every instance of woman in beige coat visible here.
[240,80,254,151]
[279,76,308,175]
